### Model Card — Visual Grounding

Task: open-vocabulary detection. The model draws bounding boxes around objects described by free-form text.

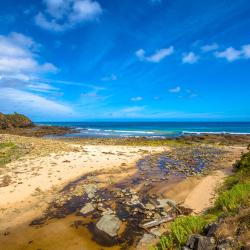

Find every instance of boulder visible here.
[79,203,95,215]
[136,233,155,249]
[157,198,180,212]
[186,234,216,250]
[84,184,97,199]
[205,223,219,237]
[96,213,121,237]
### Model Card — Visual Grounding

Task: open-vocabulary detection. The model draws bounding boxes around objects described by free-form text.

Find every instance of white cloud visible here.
[182,52,199,64]
[26,83,59,93]
[131,96,143,101]
[0,32,69,118]
[201,43,219,52]
[135,49,145,60]
[215,47,242,62]
[135,46,174,63]
[122,106,145,113]
[214,44,250,62]
[169,86,181,93]
[0,32,57,79]
[35,0,102,32]
[101,74,117,81]
[241,44,250,58]
[0,88,72,117]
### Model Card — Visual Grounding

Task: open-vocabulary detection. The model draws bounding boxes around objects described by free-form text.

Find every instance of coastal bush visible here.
[152,150,250,250]
[159,235,175,250]
[170,216,206,245]
[151,216,206,249]
[233,151,250,174]
[214,183,250,213]
[0,112,33,129]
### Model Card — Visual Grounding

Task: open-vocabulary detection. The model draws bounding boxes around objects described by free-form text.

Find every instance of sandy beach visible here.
[0,134,166,229]
[0,133,247,249]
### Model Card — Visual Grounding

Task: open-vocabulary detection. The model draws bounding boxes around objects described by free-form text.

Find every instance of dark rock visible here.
[205,223,219,237]
[216,243,233,250]
[187,234,216,250]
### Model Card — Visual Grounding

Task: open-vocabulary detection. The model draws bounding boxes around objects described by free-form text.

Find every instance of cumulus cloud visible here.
[215,47,242,62]
[242,44,250,58]
[182,52,199,64]
[201,43,219,52]
[0,32,73,118]
[131,96,143,101]
[35,0,102,32]
[169,86,181,93]
[0,32,57,80]
[214,44,250,62]
[135,46,174,63]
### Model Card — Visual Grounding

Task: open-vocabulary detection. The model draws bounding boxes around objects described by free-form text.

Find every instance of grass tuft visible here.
[214,183,250,213]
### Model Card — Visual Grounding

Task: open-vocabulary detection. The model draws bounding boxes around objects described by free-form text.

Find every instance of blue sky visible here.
[0,0,250,121]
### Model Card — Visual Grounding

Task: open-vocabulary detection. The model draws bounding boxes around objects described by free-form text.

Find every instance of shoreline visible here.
[0,133,248,249]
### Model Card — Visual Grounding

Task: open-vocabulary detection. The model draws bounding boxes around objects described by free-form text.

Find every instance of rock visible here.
[84,184,97,199]
[96,213,121,237]
[130,195,140,205]
[0,112,33,129]
[205,223,219,237]
[186,234,216,250]
[136,233,155,249]
[149,228,161,237]
[145,203,155,210]
[79,203,95,215]
[156,198,174,211]
[181,247,192,250]
[216,243,233,250]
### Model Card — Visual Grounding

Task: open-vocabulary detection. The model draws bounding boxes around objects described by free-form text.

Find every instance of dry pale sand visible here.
[0,138,166,231]
[183,170,227,213]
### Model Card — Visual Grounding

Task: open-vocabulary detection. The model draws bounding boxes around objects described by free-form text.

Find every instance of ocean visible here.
[36,122,250,138]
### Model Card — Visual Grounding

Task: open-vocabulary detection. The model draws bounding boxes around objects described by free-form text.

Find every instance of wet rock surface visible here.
[96,211,121,237]
[79,203,95,215]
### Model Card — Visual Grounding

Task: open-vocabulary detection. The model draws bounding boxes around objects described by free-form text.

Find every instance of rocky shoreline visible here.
[0,132,249,250]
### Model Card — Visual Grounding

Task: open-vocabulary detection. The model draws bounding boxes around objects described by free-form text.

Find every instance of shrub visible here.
[215,183,250,213]
[234,151,250,174]
[154,216,206,249]
[170,216,206,245]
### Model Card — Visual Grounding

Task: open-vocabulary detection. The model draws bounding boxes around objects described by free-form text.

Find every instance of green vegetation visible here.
[0,141,28,168]
[150,216,206,250]
[214,183,250,213]
[0,112,33,129]
[0,142,17,166]
[152,148,250,250]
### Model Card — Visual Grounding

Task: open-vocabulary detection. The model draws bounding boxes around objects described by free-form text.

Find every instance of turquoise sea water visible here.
[36,122,250,138]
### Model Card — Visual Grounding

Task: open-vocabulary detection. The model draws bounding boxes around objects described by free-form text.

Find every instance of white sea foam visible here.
[182,131,250,135]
